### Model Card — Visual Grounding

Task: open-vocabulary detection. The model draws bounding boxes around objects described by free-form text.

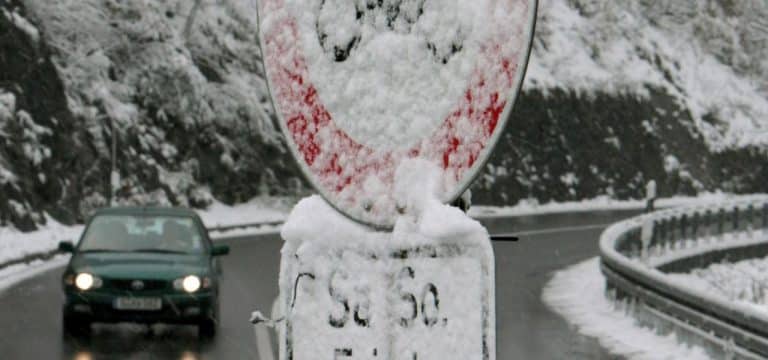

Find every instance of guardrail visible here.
[599,195,768,358]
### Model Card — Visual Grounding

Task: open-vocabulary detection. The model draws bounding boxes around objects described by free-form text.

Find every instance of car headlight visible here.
[174,275,208,293]
[74,273,102,291]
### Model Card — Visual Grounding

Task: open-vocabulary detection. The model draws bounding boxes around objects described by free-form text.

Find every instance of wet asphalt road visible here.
[0,209,643,359]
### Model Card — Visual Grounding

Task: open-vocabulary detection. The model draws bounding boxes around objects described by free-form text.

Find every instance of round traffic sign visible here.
[258,0,537,227]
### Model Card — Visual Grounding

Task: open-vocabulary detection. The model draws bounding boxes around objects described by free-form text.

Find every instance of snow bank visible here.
[0,216,83,266]
[543,258,713,360]
[469,192,744,218]
[667,255,768,315]
[0,256,68,295]
[197,197,291,229]
[0,197,291,269]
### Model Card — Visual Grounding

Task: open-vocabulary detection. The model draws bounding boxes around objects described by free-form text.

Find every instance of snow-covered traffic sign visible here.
[258,0,538,227]
[278,196,496,360]
[287,244,492,360]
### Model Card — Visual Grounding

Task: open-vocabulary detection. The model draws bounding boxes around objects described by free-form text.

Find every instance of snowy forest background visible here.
[0,0,767,230]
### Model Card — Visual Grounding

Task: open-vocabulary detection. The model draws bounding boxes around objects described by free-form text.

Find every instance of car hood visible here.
[70,252,210,280]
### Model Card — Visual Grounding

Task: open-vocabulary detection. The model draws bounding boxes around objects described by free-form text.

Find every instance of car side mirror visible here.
[211,244,230,257]
[58,241,75,253]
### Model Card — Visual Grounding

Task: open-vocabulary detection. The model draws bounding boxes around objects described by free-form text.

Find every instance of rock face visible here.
[0,0,93,229]
[1,0,307,229]
[1,0,768,230]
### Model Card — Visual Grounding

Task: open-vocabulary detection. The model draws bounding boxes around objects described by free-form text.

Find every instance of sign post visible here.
[257,1,537,358]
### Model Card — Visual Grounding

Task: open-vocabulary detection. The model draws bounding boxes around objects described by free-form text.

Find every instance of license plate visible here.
[285,245,492,360]
[114,297,162,311]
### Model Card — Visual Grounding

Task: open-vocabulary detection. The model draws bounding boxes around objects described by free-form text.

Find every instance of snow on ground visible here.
[197,196,292,229]
[469,192,743,218]
[667,255,768,315]
[0,216,83,267]
[0,192,752,271]
[543,258,712,360]
[0,256,68,295]
[0,197,293,269]
[0,197,293,294]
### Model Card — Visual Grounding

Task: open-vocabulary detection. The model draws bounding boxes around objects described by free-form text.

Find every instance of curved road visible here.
[0,209,643,359]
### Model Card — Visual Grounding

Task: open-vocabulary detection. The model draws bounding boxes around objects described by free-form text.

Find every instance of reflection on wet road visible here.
[0,209,642,359]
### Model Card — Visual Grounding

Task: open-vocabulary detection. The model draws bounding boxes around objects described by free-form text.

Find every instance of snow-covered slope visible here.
[528,0,768,151]
[474,0,768,205]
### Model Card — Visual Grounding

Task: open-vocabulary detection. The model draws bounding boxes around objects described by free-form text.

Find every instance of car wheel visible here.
[62,312,90,336]
[198,317,217,338]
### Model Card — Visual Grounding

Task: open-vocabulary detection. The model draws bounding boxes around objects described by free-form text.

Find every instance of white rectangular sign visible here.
[283,245,492,360]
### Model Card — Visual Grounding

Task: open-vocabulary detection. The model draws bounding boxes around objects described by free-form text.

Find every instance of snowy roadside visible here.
[0,192,752,273]
[666,255,768,315]
[543,258,713,359]
[544,224,768,360]
[468,192,745,218]
[0,193,756,294]
[0,197,293,294]
[197,197,292,230]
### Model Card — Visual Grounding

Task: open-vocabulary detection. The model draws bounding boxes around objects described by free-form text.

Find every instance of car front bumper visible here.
[63,290,216,324]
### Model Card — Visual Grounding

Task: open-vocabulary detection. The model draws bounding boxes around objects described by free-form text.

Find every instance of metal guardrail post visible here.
[691,211,699,244]
[669,216,677,251]
[704,209,712,242]
[680,214,688,248]
[763,203,768,228]
[718,208,725,238]
[734,206,740,233]
[649,220,659,258]
[657,219,665,255]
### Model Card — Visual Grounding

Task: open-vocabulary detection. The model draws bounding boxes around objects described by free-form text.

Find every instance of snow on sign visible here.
[258,0,538,227]
[288,245,490,360]
[279,196,495,360]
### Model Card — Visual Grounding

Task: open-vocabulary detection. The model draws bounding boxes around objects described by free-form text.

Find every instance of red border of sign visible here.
[258,0,538,228]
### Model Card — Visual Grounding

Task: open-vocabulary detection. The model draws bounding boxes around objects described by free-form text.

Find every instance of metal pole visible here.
[109,117,121,207]
[110,117,116,206]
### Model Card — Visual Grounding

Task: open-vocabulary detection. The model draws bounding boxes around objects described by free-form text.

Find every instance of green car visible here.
[57,207,229,337]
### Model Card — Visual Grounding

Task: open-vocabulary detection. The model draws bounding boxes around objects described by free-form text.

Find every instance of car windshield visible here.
[78,214,206,254]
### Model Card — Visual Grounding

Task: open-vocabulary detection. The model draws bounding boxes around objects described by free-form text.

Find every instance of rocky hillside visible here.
[474,0,768,205]
[1,0,767,229]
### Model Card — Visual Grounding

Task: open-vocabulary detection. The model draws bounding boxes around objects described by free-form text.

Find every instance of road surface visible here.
[0,209,642,359]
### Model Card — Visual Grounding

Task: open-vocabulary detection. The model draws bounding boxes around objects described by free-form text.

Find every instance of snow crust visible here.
[543,258,713,360]
[285,0,500,150]
[280,194,488,270]
[279,194,494,359]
